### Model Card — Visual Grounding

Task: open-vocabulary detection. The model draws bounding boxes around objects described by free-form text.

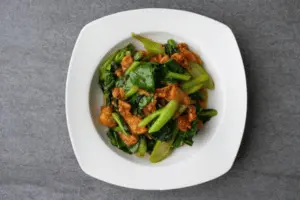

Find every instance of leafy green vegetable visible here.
[125,61,141,75]
[104,92,112,105]
[126,63,155,92]
[107,129,131,154]
[114,44,136,63]
[139,100,179,132]
[136,136,147,157]
[149,141,171,163]
[164,39,178,56]
[173,133,184,148]
[189,90,206,101]
[166,71,191,81]
[115,76,126,87]
[128,141,140,153]
[128,94,153,116]
[188,62,214,89]
[153,59,187,86]
[125,85,139,99]
[185,84,203,94]
[149,126,178,163]
[173,120,198,147]
[100,72,116,91]
[99,50,119,74]
[197,109,218,123]
[133,51,144,61]
[112,112,130,136]
[138,109,163,127]
[181,74,208,91]
[132,33,164,54]
[173,105,188,119]
[164,59,185,74]
[183,120,198,145]
[146,137,155,153]
[151,120,176,142]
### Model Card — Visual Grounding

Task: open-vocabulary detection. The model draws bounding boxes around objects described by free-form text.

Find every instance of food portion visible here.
[98,33,217,163]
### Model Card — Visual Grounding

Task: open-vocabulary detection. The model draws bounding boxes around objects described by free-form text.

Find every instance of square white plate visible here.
[66,8,247,190]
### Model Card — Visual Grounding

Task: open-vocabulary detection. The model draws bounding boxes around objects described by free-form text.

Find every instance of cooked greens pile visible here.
[98,33,217,163]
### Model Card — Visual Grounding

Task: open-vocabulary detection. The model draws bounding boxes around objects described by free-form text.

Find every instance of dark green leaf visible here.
[146,137,156,154]
[189,90,206,101]
[164,39,179,56]
[107,129,131,154]
[128,140,140,153]
[197,109,218,123]
[151,120,176,142]
[126,63,155,92]
[164,59,185,74]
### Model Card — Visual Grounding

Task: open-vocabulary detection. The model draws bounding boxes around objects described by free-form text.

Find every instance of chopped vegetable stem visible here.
[138,109,164,127]
[181,74,208,90]
[112,113,130,136]
[125,61,141,75]
[125,85,139,99]
[149,100,179,133]
[166,72,191,81]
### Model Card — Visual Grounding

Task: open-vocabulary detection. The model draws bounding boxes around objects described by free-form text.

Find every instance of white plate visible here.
[66,8,247,190]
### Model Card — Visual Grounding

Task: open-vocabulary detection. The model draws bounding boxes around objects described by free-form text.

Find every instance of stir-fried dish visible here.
[98,33,217,163]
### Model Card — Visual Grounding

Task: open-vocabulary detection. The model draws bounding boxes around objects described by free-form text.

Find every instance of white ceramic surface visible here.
[65,8,247,190]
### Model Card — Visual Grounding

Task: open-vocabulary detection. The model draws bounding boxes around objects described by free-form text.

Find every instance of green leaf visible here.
[197,109,218,123]
[164,39,178,56]
[126,63,155,92]
[188,62,215,89]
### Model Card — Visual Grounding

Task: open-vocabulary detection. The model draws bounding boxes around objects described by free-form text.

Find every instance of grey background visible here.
[1,0,299,199]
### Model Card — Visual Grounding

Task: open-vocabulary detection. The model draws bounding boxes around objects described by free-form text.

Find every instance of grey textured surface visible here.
[0,0,300,199]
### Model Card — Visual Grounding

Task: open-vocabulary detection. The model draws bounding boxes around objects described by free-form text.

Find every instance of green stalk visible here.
[184,84,203,94]
[136,136,147,157]
[138,109,164,127]
[132,33,165,54]
[134,51,143,61]
[181,74,208,90]
[173,105,188,119]
[113,126,122,132]
[166,72,191,81]
[149,100,179,133]
[112,113,130,136]
[125,61,141,75]
[125,85,139,99]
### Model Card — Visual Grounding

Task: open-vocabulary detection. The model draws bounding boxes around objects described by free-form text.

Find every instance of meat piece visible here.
[125,115,147,134]
[178,43,189,50]
[187,105,197,122]
[150,54,161,63]
[118,100,147,134]
[178,43,203,64]
[121,55,133,71]
[143,99,157,116]
[171,53,189,68]
[160,55,170,63]
[155,84,191,105]
[176,105,196,131]
[115,68,123,77]
[119,133,138,146]
[99,106,116,128]
[180,48,203,64]
[177,115,191,132]
[112,88,125,100]
[118,100,131,115]
[150,54,170,64]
